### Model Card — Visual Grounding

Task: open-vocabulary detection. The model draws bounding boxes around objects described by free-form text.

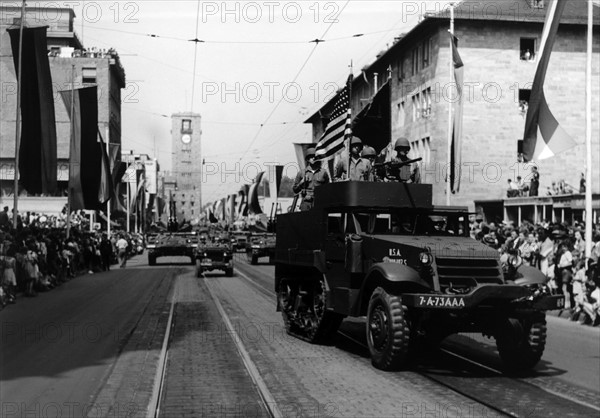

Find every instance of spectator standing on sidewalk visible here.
[116,235,129,268]
[99,234,113,271]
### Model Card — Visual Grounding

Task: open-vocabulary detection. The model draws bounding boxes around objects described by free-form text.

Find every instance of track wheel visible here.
[278,278,344,343]
[496,315,547,371]
[366,287,411,371]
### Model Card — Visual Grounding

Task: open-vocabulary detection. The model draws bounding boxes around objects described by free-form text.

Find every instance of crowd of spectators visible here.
[472,217,600,326]
[0,206,141,310]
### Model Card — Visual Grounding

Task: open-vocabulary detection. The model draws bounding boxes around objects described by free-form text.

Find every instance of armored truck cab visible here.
[274,181,563,371]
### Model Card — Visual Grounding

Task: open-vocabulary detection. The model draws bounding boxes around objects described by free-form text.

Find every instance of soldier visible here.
[361,146,378,181]
[334,136,372,181]
[293,149,330,211]
[389,137,420,183]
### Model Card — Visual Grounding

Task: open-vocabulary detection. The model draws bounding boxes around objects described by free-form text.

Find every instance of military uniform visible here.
[334,157,373,181]
[293,167,330,211]
[390,156,420,183]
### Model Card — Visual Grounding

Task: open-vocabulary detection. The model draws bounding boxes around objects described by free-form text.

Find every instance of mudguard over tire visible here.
[495,315,547,371]
[366,287,411,371]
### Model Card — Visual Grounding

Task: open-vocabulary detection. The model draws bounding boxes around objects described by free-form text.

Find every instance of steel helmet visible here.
[394,137,410,150]
[361,146,376,158]
[350,136,363,147]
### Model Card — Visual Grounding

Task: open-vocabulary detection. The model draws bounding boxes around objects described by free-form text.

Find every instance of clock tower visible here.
[171,112,202,222]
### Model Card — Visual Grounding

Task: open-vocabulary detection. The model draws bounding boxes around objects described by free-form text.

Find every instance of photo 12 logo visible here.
[200,1,341,24]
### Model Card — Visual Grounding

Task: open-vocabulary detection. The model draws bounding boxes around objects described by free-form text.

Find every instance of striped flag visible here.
[522,0,576,162]
[315,74,353,161]
[450,34,464,193]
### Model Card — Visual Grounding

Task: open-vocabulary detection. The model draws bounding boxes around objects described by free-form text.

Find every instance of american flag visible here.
[315,75,353,161]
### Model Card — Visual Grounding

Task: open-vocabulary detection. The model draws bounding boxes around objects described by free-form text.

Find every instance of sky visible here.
[33,1,454,203]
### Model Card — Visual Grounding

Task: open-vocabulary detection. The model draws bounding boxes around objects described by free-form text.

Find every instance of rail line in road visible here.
[234,260,600,418]
[203,274,282,418]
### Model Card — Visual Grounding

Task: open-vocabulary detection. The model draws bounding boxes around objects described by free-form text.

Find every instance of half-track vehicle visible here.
[231,231,250,252]
[246,232,276,265]
[274,181,564,372]
[195,234,234,277]
[146,232,198,266]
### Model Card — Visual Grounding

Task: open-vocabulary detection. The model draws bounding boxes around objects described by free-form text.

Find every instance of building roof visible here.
[428,0,600,26]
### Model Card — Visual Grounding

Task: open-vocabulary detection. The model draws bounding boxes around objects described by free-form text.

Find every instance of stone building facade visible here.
[0,6,125,199]
[169,112,202,222]
[306,0,599,210]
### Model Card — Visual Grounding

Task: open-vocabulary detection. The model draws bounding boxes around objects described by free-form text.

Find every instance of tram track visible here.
[203,273,282,418]
[234,262,600,418]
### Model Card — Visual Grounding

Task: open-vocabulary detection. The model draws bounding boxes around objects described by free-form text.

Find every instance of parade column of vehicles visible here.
[273,181,564,372]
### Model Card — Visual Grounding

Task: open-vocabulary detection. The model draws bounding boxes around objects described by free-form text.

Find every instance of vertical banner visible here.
[8,26,57,195]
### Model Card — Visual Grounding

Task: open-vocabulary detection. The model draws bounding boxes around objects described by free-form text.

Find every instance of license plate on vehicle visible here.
[201,259,212,265]
[416,295,466,308]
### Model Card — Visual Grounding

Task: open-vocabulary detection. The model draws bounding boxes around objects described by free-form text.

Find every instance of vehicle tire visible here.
[496,315,547,372]
[278,277,344,343]
[148,255,156,266]
[190,257,196,266]
[195,260,202,278]
[225,267,234,277]
[250,255,258,265]
[366,287,411,371]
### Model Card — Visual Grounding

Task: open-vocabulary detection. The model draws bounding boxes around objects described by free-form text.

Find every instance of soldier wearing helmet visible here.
[361,146,380,181]
[292,148,330,211]
[389,137,421,183]
[334,136,373,181]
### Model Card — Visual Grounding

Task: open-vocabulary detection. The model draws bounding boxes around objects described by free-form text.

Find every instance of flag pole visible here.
[346,60,353,180]
[446,3,455,206]
[584,0,593,259]
[12,0,26,229]
[66,63,75,239]
[106,126,111,236]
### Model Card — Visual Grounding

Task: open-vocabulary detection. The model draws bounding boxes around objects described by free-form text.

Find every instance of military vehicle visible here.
[231,231,250,252]
[274,181,563,372]
[195,234,234,277]
[246,232,277,265]
[146,232,198,266]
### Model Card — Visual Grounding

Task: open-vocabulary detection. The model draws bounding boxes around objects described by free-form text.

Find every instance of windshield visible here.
[327,210,469,237]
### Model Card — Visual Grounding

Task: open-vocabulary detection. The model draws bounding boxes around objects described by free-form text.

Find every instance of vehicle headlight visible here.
[204,252,208,257]
[419,252,433,266]
[509,254,523,268]
[223,252,228,257]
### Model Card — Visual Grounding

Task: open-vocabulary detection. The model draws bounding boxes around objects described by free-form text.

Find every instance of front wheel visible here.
[148,255,156,266]
[195,260,202,278]
[366,287,411,371]
[496,315,547,371]
[225,267,234,277]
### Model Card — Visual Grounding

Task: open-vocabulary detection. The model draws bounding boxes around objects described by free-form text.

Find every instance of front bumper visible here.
[401,284,564,311]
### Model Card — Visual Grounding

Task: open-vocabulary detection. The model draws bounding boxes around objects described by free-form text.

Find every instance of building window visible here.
[421,137,431,164]
[181,119,192,133]
[191,210,194,215]
[82,67,97,84]
[532,0,544,9]
[421,38,431,68]
[398,55,406,81]
[191,201,195,207]
[397,102,406,128]
[518,89,531,117]
[520,38,536,61]
[181,201,186,207]
[411,48,419,76]
[422,88,432,118]
[412,94,421,121]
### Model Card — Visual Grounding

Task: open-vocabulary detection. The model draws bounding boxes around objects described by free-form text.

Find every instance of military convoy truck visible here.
[274,181,563,372]
[146,232,198,266]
